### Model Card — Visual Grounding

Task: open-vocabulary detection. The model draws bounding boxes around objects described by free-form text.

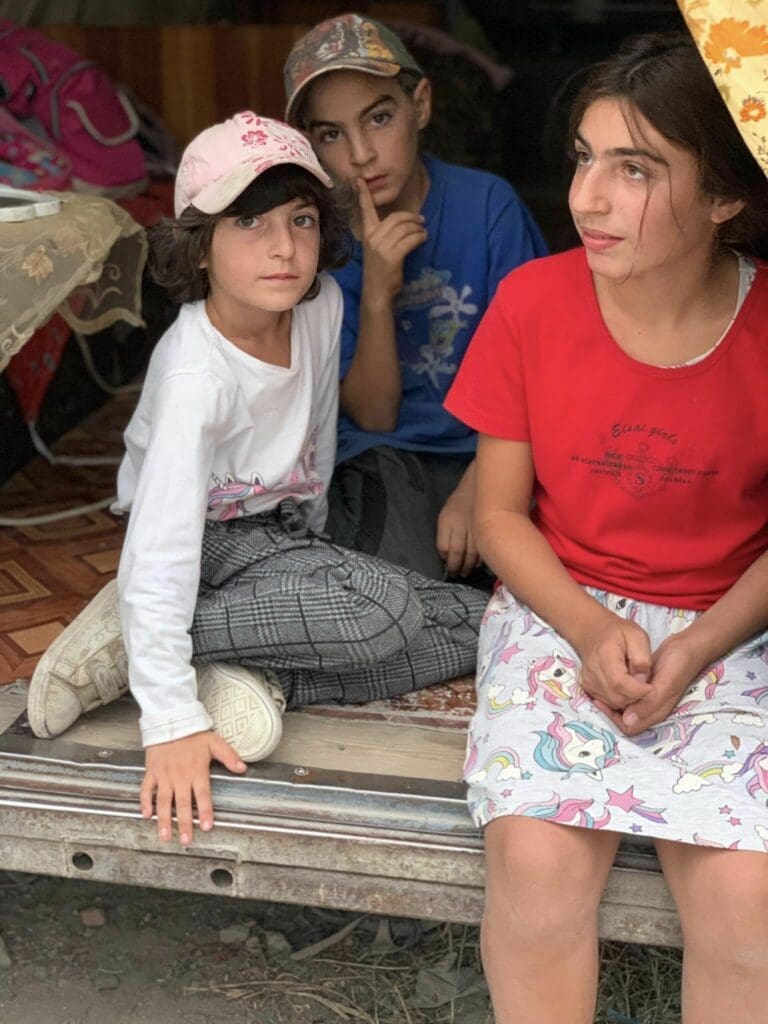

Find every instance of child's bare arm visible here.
[475,433,652,711]
[340,178,426,431]
[141,732,247,846]
[436,460,479,577]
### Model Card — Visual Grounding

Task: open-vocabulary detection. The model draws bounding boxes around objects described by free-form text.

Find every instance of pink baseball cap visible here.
[174,111,333,217]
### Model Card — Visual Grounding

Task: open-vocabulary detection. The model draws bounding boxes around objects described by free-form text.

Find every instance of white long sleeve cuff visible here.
[140,700,214,748]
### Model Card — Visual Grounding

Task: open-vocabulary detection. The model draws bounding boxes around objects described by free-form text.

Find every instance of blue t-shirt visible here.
[332,154,548,464]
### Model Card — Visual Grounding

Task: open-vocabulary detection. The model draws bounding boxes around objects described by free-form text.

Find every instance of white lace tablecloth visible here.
[0,192,147,373]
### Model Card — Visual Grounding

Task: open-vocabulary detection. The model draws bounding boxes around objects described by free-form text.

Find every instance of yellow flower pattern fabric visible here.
[0,193,147,372]
[678,0,768,176]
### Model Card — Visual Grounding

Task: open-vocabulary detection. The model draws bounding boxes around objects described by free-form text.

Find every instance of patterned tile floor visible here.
[0,391,476,727]
[0,391,133,684]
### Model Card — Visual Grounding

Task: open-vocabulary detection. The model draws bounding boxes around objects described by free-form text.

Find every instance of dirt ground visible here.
[0,871,682,1023]
[0,870,492,1024]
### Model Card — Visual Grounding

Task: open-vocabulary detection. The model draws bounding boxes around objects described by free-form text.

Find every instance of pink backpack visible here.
[0,20,148,197]
[0,103,71,190]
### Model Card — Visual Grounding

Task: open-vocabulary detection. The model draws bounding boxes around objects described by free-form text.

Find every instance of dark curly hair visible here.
[569,32,768,260]
[149,163,351,304]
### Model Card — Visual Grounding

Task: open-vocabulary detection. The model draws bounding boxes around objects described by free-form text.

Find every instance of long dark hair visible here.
[149,164,351,304]
[569,32,768,260]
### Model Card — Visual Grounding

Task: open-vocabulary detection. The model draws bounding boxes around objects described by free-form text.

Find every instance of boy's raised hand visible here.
[141,731,246,846]
[357,177,426,300]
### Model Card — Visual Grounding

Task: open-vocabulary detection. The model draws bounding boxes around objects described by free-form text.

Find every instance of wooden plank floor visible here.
[1,681,467,784]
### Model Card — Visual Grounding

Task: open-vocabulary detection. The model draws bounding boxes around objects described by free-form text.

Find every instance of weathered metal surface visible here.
[0,805,681,946]
[0,728,681,947]
[0,796,486,887]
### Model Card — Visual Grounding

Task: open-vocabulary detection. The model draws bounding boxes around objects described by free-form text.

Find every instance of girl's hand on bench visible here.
[141,731,247,846]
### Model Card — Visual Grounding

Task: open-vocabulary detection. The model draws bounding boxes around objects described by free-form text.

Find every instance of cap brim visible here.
[187,156,333,216]
[285,61,400,125]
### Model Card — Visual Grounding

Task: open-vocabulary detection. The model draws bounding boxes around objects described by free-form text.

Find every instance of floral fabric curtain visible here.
[678,0,768,176]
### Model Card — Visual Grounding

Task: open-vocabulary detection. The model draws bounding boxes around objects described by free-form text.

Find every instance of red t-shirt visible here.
[445,248,768,610]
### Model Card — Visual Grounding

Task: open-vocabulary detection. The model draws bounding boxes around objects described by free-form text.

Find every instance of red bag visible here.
[0,20,147,197]
[5,314,71,424]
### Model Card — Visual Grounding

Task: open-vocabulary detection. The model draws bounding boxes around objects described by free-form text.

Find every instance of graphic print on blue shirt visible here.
[396,267,479,388]
[332,155,548,464]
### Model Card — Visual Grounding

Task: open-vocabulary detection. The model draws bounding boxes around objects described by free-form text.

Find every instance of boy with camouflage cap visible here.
[284,13,547,582]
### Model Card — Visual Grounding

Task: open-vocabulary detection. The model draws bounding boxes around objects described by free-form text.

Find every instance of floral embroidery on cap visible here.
[241,130,269,146]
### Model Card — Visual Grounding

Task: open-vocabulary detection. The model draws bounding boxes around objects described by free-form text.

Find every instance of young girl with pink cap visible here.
[28,112,488,846]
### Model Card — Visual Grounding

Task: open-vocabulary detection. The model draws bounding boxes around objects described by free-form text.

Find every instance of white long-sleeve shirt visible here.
[114,275,342,747]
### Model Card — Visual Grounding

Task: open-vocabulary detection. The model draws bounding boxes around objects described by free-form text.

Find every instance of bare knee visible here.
[676,852,768,970]
[483,816,618,945]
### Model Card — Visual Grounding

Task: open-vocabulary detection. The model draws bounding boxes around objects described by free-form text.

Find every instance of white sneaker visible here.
[28,578,285,760]
[197,662,286,762]
[27,579,128,739]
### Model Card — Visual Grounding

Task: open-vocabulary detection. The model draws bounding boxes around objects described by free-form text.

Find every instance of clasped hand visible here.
[577,616,704,736]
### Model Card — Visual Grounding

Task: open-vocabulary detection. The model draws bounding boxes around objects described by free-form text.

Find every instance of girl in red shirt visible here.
[446,31,768,1024]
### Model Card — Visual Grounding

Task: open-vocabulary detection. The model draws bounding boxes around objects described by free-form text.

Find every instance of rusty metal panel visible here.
[0,806,682,948]
[0,736,481,844]
[0,797,487,887]
[0,729,681,947]
[0,808,682,946]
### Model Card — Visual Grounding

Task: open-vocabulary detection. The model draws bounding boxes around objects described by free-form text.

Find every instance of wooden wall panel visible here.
[41,24,312,144]
[40,10,439,147]
[159,26,221,144]
[271,2,440,24]
[41,26,160,111]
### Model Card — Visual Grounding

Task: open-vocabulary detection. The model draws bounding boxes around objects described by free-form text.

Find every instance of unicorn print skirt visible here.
[466,585,768,852]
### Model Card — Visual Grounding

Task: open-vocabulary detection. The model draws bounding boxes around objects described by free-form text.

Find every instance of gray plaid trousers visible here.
[191,501,487,707]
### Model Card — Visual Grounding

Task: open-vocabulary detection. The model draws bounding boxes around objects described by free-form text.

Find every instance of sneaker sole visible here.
[197,663,285,763]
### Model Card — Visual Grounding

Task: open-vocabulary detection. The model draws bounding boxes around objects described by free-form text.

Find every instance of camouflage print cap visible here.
[284,12,424,126]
